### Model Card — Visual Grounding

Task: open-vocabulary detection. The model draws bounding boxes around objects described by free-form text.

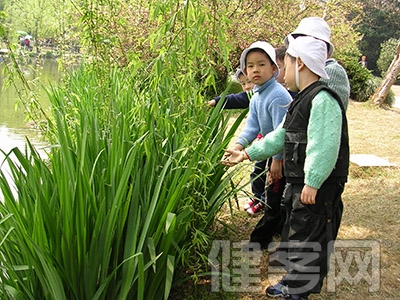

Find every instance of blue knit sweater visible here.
[236,78,292,159]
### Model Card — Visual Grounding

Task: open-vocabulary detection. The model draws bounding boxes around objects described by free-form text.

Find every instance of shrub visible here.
[336,48,395,105]
[0,58,247,300]
[377,38,400,79]
[365,77,395,107]
[340,57,373,102]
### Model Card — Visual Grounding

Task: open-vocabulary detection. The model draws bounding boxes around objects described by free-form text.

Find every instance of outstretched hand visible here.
[220,149,247,167]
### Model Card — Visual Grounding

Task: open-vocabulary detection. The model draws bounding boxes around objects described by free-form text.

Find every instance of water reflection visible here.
[0,125,49,191]
[0,125,48,153]
[0,58,58,200]
[0,57,58,129]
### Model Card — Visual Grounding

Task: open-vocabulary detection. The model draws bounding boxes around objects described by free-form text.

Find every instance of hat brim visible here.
[240,45,279,79]
[284,34,334,57]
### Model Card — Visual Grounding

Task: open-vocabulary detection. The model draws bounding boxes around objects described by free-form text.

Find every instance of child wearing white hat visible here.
[212,44,294,218]
[222,35,350,300]
[284,16,350,110]
[228,41,292,217]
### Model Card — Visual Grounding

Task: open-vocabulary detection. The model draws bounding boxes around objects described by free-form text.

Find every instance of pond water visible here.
[0,58,58,150]
[0,58,59,198]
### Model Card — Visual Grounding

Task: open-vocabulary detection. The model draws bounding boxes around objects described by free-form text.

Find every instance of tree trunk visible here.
[371,41,400,107]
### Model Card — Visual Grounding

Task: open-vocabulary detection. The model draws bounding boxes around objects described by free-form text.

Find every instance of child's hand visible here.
[269,159,283,180]
[207,99,216,107]
[301,185,318,205]
[220,149,248,167]
[267,171,273,185]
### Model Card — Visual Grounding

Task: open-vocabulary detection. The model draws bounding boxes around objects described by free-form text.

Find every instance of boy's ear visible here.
[297,57,306,71]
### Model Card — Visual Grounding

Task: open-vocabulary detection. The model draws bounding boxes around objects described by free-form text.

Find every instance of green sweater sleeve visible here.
[245,123,285,161]
[305,90,342,188]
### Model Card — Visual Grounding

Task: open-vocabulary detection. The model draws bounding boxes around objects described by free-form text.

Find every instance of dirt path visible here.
[391,85,400,108]
[391,84,400,96]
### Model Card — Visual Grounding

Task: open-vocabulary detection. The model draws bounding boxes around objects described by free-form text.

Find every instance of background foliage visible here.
[377,37,400,80]
[2,0,364,95]
[3,0,400,93]
[357,0,400,74]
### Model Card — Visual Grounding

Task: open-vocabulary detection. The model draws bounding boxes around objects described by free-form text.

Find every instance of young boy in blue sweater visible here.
[247,45,294,246]
[210,45,292,216]
[222,35,349,300]
[208,69,268,215]
[230,41,291,216]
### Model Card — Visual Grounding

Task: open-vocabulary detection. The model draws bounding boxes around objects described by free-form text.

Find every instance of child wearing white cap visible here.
[284,16,350,110]
[227,41,292,217]
[221,35,349,300]
[211,46,294,218]
[208,69,268,216]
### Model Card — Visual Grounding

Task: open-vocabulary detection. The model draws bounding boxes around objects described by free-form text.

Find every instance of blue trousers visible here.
[249,159,267,201]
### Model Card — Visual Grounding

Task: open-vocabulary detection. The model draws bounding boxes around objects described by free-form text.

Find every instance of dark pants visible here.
[250,162,286,247]
[280,182,344,297]
[250,159,267,201]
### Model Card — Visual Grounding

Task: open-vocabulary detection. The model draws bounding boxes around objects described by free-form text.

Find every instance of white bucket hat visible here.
[239,41,279,78]
[286,35,329,80]
[284,17,334,56]
[234,68,244,81]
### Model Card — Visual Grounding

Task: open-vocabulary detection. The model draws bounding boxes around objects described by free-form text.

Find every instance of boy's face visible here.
[245,50,277,86]
[238,74,255,92]
[283,55,298,92]
[276,58,285,86]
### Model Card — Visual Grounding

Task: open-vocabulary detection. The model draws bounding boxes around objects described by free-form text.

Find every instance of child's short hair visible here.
[275,46,287,61]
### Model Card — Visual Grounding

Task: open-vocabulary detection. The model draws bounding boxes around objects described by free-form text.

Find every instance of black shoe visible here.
[267,279,308,299]
[280,295,308,300]
[266,279,287,298]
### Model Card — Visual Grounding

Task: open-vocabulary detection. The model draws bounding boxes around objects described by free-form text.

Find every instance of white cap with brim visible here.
[284,16,334,56]
[286,35,329,79]
[234,68,244,81]
[240,41,279,78]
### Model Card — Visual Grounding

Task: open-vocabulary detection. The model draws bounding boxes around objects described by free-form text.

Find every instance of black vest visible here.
[282,81,349,184]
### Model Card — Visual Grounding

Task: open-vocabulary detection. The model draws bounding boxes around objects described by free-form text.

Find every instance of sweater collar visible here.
[253,77,275,93]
